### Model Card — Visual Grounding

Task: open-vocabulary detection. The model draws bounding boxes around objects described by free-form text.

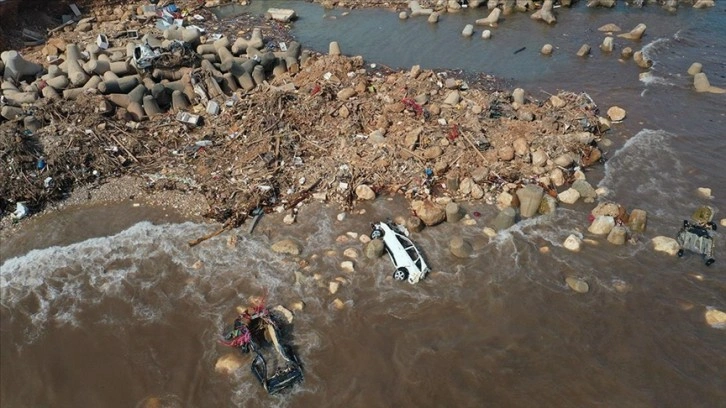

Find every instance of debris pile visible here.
[1,0,609,232]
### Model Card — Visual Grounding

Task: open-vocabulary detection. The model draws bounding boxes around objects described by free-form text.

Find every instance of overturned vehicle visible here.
[222,302,303,394]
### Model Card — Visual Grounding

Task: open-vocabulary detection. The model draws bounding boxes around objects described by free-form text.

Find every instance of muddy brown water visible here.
[2,2,726,407]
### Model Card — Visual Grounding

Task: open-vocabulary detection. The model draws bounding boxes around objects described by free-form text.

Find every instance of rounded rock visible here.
[271,239,302,255]
[651,236,680,256]
[355,184,376,200]
[566,277,590,293]
[364,239,385,259]
[563,234,582,252]
[607,106,626,121]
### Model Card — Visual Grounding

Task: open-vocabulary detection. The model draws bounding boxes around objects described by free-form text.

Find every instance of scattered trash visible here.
[206,100,220,115]
[220,298,303,394]
[96,34,109,49]
[13,202,29,220]
[370,221,431,284]
[248,207,264,234]
[514,46,526,54]
[69,3,82,17]
[279,42,288,52]
[176,111,201,126]
[37,157,46,170]
[44,177,54,188]
[225,94,239,107]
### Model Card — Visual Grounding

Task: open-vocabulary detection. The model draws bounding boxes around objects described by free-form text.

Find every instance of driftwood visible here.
[188,225,228,247]
[284,178,322,210]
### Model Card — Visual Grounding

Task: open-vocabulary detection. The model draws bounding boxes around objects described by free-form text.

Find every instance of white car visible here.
[370,221,431,284]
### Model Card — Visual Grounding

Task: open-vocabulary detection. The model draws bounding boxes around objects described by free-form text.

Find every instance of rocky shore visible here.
[0,0,720,245]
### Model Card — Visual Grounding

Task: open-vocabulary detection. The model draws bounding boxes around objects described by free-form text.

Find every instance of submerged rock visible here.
[558,188,581,205]
[271,239,302,255]
[565,277,590,293]
[272,305,294,324]
[628,209,648,233]
[215,353,246,374]
[705,308,726,329]
[449,236,473,258]
[563,234,583,252]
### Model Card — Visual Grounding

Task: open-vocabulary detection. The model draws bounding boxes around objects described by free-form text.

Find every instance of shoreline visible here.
[3,0,696,241]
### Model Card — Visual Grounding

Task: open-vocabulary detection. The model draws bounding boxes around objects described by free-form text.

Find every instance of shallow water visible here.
[2,2,726,407]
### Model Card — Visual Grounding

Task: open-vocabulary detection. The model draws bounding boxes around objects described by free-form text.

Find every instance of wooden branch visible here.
[284,178,322,210]
[188,225,228,247]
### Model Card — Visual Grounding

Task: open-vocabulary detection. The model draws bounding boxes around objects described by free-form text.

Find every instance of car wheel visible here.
[371,228,384,240]
[393,267,409,281]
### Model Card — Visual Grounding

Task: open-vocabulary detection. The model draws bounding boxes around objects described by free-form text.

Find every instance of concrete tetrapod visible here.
[65,44,91,87]
[231,28,264,55]
[516,184,544,218]
[618,23,646,41]
[531,0,556,24]
[1,50,43,82]
[475,8,500,27]
[329,41,341,56]
[694,72,726,94]
[449,236,473,258]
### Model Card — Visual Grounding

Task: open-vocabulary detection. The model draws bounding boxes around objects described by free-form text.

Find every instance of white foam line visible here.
[641,37,670,67]
[599,129,684,196]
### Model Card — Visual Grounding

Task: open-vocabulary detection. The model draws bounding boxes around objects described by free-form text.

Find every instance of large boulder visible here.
[572,179,597,201]
[652,236,679,256]
[589,216,615,235]
[355,184,376,200]
[364,239,385,259]
[591,202,621,218]
[413,200,446,226]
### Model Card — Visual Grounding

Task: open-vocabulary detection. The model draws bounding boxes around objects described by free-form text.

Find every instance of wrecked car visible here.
[676,219,717,266]
[131,40,200,71]
[221,301,303,394]
[371,221,431,284]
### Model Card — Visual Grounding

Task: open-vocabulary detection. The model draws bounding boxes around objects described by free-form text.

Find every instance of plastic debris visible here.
[176,111,200,126]
[13,202,29,219]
